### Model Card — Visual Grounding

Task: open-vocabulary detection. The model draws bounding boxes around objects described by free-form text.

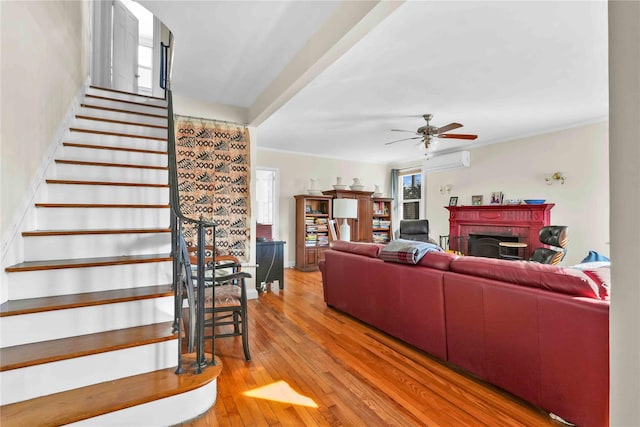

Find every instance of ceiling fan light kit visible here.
[386,113,478,155]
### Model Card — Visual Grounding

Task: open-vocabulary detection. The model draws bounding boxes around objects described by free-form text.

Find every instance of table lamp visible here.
[332,199,358,242]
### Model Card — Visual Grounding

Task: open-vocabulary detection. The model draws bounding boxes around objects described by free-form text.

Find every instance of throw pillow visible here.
[379,239,443,264]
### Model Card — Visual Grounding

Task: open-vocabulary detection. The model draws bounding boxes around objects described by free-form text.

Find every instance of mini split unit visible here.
[423,150,471,172]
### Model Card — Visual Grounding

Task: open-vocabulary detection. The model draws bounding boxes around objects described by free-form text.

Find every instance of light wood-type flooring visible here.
[177,269,561,427]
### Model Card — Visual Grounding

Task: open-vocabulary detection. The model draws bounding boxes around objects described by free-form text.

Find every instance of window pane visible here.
[403,201,420,219]
[138,67,152,89]
[138,45,152,67]
[402,173,421,200]
[256,170,276,225]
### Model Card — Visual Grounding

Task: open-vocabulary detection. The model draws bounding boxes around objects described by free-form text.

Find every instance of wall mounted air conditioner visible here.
[423,150,471,172]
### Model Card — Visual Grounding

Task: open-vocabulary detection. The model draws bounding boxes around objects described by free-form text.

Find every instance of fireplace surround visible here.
[446,204,554,257]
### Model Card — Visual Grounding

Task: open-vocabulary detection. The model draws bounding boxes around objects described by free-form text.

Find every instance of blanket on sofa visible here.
[379,239,443,264]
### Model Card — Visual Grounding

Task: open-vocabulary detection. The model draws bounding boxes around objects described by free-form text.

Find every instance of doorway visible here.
[91,0,156,95]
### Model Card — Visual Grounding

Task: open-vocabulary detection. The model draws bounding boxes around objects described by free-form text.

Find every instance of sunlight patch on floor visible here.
[243,380,318,408]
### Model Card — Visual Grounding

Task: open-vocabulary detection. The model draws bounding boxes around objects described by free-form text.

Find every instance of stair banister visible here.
[166,62,216,372]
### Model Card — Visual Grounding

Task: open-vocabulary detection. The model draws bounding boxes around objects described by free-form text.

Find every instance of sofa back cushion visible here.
[329,240,382,258]
[418,251,458,270]
[449,257,601,299]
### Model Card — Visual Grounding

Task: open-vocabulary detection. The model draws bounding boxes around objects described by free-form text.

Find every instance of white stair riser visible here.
[70,378,217,426]
[61,145,167,167]
[23,233,171,261]
[5,261,173,300]
[0,296,174,347]
[0,340,177,405]
[71,117,168,139]
[86,88,167,108]
[53,162,168,184]
[78,106,166,127]
[45,183,169,204]
[65,131,167,152]
[36,207,170,229]
[83,95,167,116]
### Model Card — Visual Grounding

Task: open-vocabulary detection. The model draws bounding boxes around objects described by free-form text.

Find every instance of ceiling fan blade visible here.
[390,129,418,134]
[384,136,422,145]
[434,122,463,134]
[438,133,478,140]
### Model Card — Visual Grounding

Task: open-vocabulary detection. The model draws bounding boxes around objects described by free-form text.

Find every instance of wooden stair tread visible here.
[89,85,167,101]
[63,142,167,155]
[0,321,176,371]
[55,159,168,170]
[81,104,167,119]
[75,115,168,129]
[85,94,168,110]
[46,179,169,188]
[69,128,167,141]
[35,203,170,208]
[22,228,171,237]
[0,354,221,427]
[0,284,173,317]
[5,253,172,272]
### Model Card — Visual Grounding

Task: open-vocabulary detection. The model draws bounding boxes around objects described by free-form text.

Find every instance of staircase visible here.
[0,87,219,426]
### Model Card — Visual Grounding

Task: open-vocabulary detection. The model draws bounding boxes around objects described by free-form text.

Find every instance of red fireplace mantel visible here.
[446,204,554,256]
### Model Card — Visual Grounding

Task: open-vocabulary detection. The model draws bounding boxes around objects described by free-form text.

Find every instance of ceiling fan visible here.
[385,114,478,151]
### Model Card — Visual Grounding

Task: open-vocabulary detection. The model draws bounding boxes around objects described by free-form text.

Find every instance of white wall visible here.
[424,122,609,266]
[1,0,91,239]
[0,1,91,299]
[256,149,389,266]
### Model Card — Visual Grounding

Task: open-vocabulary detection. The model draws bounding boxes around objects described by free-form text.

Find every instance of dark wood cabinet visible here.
[256,240,285,289]
[294,195,333,271]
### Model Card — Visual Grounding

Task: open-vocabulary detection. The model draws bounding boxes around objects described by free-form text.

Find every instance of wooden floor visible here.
[177,269,561,427]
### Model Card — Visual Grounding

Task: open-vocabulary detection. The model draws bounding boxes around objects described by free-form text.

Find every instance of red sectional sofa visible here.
[319,240,610,427]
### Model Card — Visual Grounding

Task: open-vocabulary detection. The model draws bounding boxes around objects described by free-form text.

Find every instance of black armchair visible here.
[529,225,568,265]
[399,219,432,243]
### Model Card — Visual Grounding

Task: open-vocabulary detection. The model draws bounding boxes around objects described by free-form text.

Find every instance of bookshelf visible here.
[294,195,333,271]
[372,197,393,243]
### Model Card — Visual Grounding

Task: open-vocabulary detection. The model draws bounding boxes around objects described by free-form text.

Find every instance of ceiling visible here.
[139,0,609,165]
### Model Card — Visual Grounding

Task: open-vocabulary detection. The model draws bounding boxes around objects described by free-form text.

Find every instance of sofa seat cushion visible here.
[379,239,442,264]
[329,240,383,258]
[449,256,601,299]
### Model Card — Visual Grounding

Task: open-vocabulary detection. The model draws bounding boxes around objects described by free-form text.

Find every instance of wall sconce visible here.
[440,184,452,195]
[545,172,566,185]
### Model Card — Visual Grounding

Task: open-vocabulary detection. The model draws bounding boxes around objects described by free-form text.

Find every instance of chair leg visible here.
[241,306,251,361]
[233,311,240,335]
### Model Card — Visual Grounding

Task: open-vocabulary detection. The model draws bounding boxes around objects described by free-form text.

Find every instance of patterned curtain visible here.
[174,115,251,261]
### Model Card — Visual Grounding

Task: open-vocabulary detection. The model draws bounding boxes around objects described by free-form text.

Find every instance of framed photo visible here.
[490,191,504,205]
[472,195,483,206]
[449,196,458,206]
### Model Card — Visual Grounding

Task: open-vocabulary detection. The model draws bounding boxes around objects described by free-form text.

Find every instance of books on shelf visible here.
[372,232,390,243]
[372,219,391,229]
[306,216,331,246]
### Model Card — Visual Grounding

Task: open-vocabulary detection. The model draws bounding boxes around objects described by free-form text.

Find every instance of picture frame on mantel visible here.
[449,196,458,206]
[490,192,504,205]
[472,195,483,206]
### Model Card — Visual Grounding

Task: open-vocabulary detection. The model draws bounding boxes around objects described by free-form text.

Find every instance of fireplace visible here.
[468,234,518,258]
[446,204,554,257]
